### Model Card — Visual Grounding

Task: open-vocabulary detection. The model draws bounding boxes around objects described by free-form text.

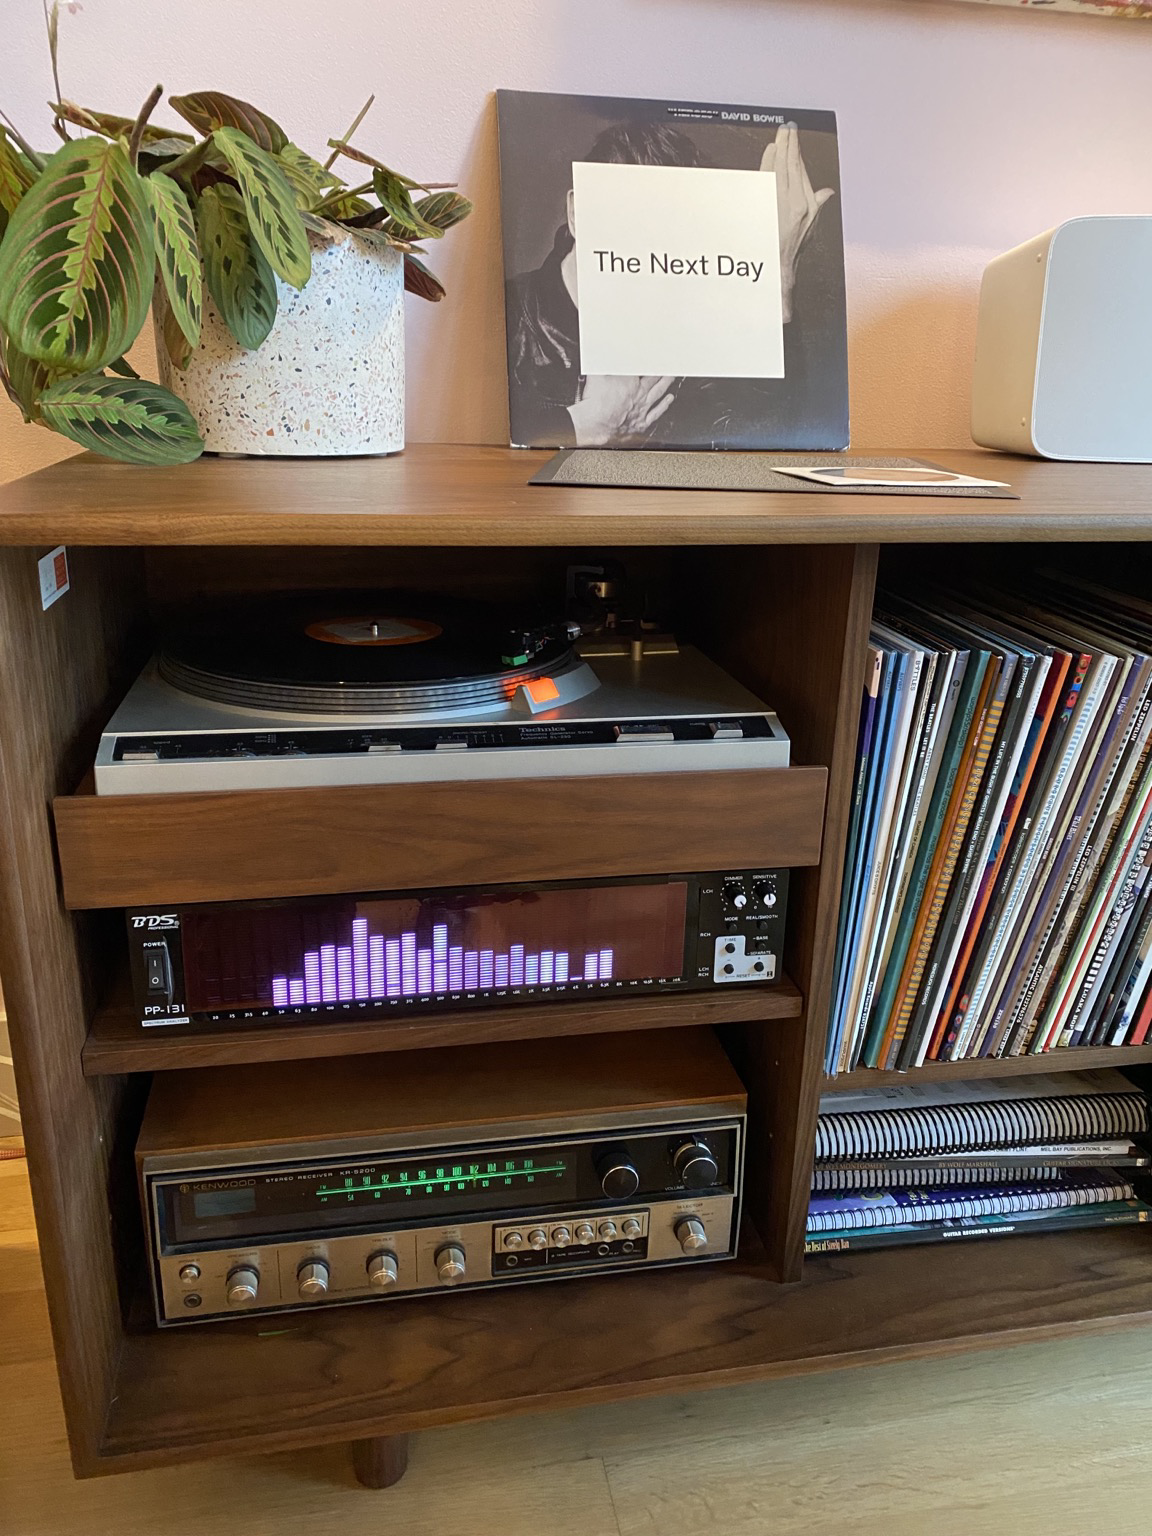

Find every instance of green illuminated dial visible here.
[315,1156,567,1203]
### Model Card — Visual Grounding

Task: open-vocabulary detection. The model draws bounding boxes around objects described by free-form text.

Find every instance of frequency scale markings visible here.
[315,1160,568,1201]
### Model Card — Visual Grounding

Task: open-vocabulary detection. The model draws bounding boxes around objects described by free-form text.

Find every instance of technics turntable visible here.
[95,591,790,794]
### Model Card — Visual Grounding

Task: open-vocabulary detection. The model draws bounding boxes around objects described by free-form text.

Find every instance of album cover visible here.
[496,89,849,452]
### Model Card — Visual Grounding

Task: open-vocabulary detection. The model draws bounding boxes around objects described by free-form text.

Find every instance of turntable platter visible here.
[158,593,585,715]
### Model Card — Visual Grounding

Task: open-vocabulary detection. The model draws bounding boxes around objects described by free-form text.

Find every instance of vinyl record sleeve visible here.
[496,90,849,452]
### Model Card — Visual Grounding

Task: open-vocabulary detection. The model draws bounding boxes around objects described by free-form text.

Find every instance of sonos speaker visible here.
[971,216,1152,463]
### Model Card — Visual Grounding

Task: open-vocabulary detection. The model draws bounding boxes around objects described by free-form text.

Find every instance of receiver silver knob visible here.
[528,1228,548,1250]
[366,1251,398,1290]
[225,1265,260,1306]
[675,1217,708,1254]
[551,1225,572,1248]
[436,1244,467,1285]
[673,1139,719,1189]
[297,1259,330,1301]
[575,1221,595,1244]
[621,1217,642,1239]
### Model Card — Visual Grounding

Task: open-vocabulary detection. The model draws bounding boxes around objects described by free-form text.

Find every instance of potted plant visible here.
[0,78,470,463]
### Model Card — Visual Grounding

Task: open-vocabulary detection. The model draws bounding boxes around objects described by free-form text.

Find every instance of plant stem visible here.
[126,84,164,167]
[43,0,68,141]
[323,94,375,170]
[0,110,45,170]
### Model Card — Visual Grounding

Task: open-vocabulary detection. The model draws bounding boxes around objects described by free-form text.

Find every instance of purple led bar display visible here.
[178,880,689,1016]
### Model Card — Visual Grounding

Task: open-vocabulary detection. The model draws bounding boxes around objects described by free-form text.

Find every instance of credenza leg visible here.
[351,1432,410,1489]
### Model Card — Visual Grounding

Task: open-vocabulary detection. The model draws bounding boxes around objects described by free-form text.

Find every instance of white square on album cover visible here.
[571,161,784,379]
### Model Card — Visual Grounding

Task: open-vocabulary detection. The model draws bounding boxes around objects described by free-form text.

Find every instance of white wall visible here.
[3,0,1152,481]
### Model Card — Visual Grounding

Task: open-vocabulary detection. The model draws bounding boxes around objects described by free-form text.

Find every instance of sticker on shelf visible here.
[38,546,70,610]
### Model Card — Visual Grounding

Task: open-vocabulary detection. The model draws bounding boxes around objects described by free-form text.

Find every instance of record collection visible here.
[806,1070,1152,1254]
[826,571,1152,1073]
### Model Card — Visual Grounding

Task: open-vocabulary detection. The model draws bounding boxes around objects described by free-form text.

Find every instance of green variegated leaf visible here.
[38,372,203,464]
[312,189,372,220]
[0,136,154,371]
[196,182,278,350]
[276,143,340,209]
[144,174,202,348]
[349,225,414,256]
[170,91,287,153]
[106,354,140,378]
[0,128,38,216]
[412,190,472,233]
[0,333,58,421]
[298,210,340,237]
[160,295,194,370]
[212,127,311,289]
[403,251,445,302]
[52,100,193,146]
[137,137,202,162]
[372,169,440,240]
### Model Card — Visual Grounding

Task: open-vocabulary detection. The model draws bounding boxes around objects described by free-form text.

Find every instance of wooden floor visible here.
[4,1146,1152,1535]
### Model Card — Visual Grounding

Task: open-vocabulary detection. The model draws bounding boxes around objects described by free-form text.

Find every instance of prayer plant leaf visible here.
[196,182,278,350]
[169,90,288,153]
[0,136,154,372]
[144,174,202,348]
[37,372,204,464]
[212,127,311,289]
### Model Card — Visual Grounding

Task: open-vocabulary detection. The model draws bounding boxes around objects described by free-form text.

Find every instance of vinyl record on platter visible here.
[157,591,579,715]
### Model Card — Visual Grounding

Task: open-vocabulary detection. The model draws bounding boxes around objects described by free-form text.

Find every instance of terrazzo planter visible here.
[156,230,405,456]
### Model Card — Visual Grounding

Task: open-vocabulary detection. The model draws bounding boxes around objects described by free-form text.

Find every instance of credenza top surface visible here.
[1,443,1151,547]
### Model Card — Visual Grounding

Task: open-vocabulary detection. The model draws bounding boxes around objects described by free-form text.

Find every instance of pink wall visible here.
[3,0,1152,482]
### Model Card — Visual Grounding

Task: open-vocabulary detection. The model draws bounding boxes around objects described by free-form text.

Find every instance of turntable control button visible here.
[616,723,676,743]
[711,723,745,740]
[121,750,159,762]
[367,742,402,754]
[433,738,469,752]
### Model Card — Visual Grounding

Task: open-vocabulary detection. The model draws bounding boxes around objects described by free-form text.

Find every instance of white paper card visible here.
[38,545,70,610]
[572,161,784,379]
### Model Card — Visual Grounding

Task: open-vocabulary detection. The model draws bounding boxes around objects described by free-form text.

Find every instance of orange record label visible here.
[305,617,443,646]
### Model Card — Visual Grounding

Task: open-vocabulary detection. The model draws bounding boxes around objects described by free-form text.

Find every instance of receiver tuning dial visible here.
[225,1265,260,1307]
[435,1244,467,1286]
[673,1138,719,1189]
[297,1259,330,1301]
[595,1145,640,1200]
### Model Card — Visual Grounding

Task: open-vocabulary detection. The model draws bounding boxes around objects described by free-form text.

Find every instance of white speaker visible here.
[971,216,1152,463]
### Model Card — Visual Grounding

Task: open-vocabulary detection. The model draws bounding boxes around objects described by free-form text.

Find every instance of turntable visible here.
[94,592,790,794]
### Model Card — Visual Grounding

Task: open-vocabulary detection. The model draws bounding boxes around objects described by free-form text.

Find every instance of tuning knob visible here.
[225,1265,260,1307]
[596,1146,640,1199]
[435,1244,467,1286]
[297,1259,330,1301]
[673,1138,719,1188]
[366,1250,398,1290]
[675,1217,708,1253]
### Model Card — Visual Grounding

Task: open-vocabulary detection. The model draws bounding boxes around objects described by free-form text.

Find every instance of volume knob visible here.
[297,1259,329,1301]
[673,1138,719,1189]
[225,1265,260,1307]
[435,1244,467,1286]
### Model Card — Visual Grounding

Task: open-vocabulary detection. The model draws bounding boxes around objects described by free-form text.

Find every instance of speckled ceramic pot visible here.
[156,230,404,456]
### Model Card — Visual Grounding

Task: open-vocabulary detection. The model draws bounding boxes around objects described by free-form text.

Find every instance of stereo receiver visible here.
[136,1029,747,1325]
[127,868,788,1029]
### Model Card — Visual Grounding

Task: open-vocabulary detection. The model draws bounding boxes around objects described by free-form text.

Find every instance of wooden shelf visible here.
[53,765,827,910]
[96,1220,1152,1470]
[4,444,1152,547]
[82,977,803,1075]
[824,1045,1152,1092]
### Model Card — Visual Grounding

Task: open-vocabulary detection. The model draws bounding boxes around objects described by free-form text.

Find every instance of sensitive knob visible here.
[297,1259,330,1301]
[675,1217,708,1253]
[596,1146,640,1200]
[366,1250,398,1290]
[673,1138,720,1189]
[752,878,777,909]
[225,1265,260,1307]
[435,1244,467,1285]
